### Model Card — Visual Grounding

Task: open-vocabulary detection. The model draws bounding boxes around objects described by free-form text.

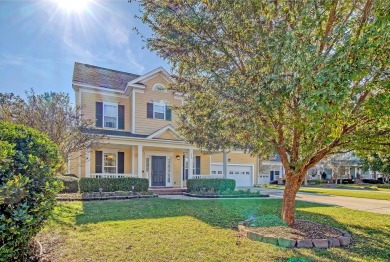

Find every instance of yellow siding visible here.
[78,90,131,131]
[135,75,182,134]
[211,152,257,165]
[155,130,178,140]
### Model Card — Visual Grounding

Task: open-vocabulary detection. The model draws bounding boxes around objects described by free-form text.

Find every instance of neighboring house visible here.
[69,62,258,187]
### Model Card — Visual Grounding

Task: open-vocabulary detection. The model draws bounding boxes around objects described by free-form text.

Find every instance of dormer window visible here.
[152,83,167,93]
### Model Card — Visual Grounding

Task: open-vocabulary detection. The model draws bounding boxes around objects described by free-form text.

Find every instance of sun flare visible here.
[54,0,92,12]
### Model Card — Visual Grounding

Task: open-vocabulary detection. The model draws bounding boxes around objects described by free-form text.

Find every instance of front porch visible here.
[77,141,212,188]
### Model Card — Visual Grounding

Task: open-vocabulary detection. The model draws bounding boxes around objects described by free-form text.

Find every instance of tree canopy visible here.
[135,0,390,224]
[0,90,103,170]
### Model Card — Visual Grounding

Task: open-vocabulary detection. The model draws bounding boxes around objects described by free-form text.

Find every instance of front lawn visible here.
[38,199,390,261]
[297,188,390,201]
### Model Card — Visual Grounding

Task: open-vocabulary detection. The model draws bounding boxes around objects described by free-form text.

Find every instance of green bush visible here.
[187,179,236,193]
[0,122,62,261]
[79,177,149,193]
[57,175,79,193]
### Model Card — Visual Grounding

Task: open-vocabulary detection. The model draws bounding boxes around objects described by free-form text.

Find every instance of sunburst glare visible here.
[53,0,93,13]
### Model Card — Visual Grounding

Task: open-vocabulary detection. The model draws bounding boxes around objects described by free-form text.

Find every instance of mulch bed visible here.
[249,219,342,240]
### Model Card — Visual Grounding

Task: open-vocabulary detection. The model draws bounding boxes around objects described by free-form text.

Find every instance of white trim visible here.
[137,145,143,178]
[180,151,184,188]
[74,82,127,95]
[79,88,129,99]
[147,125,180,139]
[131,89,136,133]
[131,146,135,175]
[102,101,119,129]
[103,151,118,174]
[188,149,194,179]
[128,67,172,85]
[152,83,167,93]
[145,151,174,187]
[67,157,71,174]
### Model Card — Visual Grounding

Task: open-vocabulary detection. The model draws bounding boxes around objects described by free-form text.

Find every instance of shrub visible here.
[79,177,149,193]
[362,179,383,184]
[187,179,236,193]
[0,122,62,261]
[57,175,79,193]
[377,183,390,189]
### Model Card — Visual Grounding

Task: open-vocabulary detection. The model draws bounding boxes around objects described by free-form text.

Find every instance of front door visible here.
[151,156,166,186]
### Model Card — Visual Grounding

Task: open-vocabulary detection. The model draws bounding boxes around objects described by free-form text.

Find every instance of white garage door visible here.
[211,164,253,187]
[258,174,270,185]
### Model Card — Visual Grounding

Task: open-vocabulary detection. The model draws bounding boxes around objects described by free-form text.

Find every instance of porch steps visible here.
[149,187,187,195]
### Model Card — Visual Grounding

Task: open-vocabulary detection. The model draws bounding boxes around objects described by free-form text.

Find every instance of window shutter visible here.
[147,103,153,118]
[96,102,103,127]
[95,151,102,173]
[118,152,124,174]
[195,156,201,175]
[118,105,125,130]
[166,106,172,121]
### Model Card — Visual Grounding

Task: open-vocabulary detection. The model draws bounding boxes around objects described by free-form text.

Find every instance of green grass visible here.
[297,188,390,200]
[38,198,390,262]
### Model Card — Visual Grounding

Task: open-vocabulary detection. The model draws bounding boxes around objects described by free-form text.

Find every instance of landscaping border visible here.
[56,194,158,201]
[238,219,351,249]
[183,193,270,198]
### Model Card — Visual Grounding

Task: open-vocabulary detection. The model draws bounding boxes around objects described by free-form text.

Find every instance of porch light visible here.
[176,155,180,160]
[228,158,231,162]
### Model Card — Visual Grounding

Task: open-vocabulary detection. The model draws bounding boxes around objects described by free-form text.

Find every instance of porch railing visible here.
[192,174,224,179]
[90,173,137,178]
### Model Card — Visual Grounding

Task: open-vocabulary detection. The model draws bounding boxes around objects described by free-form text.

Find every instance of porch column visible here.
[188,149,193,179]
[131,146,135,176]
[85,148,91,178]
[223,151,228,178]
[137,145,143,178]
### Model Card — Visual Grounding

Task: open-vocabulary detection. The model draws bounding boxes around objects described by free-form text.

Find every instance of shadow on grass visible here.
[69,198,389,261]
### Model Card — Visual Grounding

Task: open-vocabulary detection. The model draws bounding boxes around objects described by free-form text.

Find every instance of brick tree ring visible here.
[237,219,352,249]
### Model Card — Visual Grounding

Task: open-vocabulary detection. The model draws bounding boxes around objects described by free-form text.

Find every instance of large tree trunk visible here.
[282,172,303,226]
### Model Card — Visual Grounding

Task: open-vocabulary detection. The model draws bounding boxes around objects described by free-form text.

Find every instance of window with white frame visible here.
[153,103,165,120]
[152,83,167,93]
[104,153,116,173]
[104,103,118,128]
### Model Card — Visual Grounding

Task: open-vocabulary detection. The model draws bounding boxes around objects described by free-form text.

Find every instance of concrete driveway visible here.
[252,187,390,215]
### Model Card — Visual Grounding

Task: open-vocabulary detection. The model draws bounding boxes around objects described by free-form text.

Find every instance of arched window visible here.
[152,83,167,93]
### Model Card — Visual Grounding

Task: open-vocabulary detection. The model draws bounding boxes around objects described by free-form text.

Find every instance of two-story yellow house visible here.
[69,62,261,188]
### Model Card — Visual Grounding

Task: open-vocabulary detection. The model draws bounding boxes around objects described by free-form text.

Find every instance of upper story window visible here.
[153,103,165,119]
[104,103,118,128]
[147,101,172,121]
[152,83,167,93]
[96,102,125,130]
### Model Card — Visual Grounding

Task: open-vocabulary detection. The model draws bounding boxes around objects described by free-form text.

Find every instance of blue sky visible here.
[0,0,169,103]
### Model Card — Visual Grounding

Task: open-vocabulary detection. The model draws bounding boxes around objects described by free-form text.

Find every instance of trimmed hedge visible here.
[0,122,62,260]
[362,179,383,184]
[57,175,79,193]
[187,178,236,193]
[79,177,149,193]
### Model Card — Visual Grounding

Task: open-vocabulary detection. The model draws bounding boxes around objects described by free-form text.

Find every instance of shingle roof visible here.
[72,62,141,91]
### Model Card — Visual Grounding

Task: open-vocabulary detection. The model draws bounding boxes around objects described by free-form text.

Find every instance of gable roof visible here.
[72,62,141,91]
[147,125,181,140]
[128,66,172,85]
